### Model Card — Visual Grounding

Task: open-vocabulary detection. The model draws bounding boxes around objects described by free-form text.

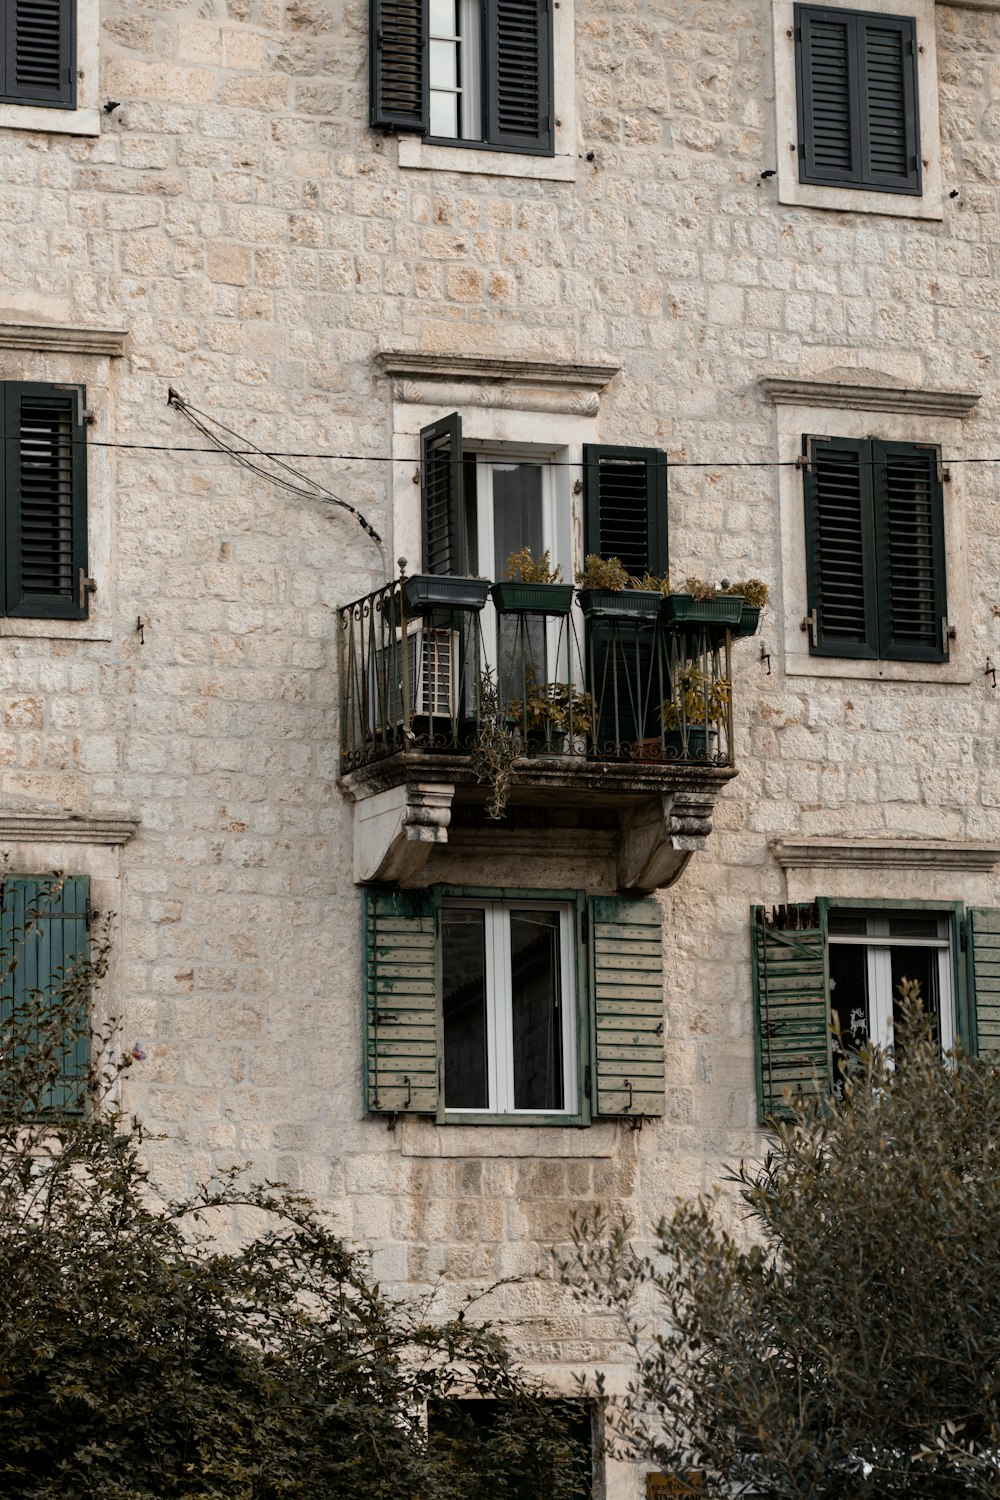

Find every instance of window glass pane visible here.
[429,90,458,138]
[827,910,868,935]
[443,908,488,1109]
[493,463,544,573]
[510,910,563,1111]
[429,0,456,36]
[429,38,458,88]
[887,914,940,940]
[890,943,939,1043]
[829,940,870,1054]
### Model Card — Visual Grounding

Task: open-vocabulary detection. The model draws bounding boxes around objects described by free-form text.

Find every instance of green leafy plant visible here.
[555,996,1000,1499]
[504,546,563,584]
[677,575,719,600]
[0,882,589,1499]
[628,571,671,595]
[575,555,630,591]
[510,680,596,737]
[661,667,731,730]
[723,577,769,607]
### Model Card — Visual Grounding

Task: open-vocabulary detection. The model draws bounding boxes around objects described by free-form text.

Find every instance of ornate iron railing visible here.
[337,576,735,774]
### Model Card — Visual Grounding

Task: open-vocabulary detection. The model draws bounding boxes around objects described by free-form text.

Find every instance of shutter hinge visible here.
[795,435,829,473]
[85,900,100,929]
[942,618,957,656]
[960,918,967,953]
[584,1064,592,1100]
[801,609,818,647]
[915,443,949,483]
[79,570,98,610]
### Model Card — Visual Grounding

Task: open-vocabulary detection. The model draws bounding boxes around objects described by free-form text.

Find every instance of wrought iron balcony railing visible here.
[337,575,735,776]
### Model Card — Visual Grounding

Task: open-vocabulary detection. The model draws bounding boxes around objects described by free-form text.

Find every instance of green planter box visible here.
[659,594,743,628]
[490,582,575,615]
[404,575,491,617]
[577,587,662,620]
[732,603,761,639]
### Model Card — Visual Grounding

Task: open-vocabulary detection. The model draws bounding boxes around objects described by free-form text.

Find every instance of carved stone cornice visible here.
[0,324,129,357]
[0,811,139,845]
[759,376,981,418]
[374,351,621,416]
[936,0,1000,10]
[771,837,1000,872]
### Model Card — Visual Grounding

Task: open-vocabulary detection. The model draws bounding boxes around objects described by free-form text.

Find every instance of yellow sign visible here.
[645,1473,705,1499]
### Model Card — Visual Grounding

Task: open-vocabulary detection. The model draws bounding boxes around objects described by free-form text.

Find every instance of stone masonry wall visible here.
[2,1,1000,1492]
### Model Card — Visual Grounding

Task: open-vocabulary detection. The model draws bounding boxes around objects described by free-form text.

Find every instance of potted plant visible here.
[660,667,732,760]
[403,572,492,620]
[575,555,666,620]
[490,547,576,615]
[722,577,769,638]
[659,575,743,630]
[508,679,596,753]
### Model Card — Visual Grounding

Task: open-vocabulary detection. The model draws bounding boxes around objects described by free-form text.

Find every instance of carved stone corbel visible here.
[353,781,454,884]
[616,790,716,893]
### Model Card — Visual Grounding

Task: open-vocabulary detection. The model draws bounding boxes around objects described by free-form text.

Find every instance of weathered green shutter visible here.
[803,435,878,659]
[1,0,76,109]
[796,6,920,195]
[420,413,465,577]
[485,0,553,154]
[0,876,90,1113]
[752,902,831,1122]
[369,0,427,131]
[364,888,439,1114]
[873,441,947,663]
[3,382,88,620]
[583,444,668,579]
[589,895,664,1119]
[968,908,1000,1059]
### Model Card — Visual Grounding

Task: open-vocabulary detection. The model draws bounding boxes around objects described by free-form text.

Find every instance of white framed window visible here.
[441,897,578,1116]
[828,907,955,1054]
[0,0,101,136]
[428,0,482,142]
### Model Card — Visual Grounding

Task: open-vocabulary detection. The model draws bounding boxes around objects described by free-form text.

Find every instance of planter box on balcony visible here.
[732,603,761,639]
[577,587,662,621]
[659,594,743,629]
[404,574,491,618]
[490,581,575,615]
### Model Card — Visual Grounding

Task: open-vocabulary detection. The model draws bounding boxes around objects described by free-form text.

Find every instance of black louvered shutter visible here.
[485,0,553,154]
[873,441,947,662]
[3,382,88,620]
[803,435,878,658]
[420,413,465,576]
[1,0,76,108]
[370,0,427,131]
[796,6,920,195]
[583,446,668,578]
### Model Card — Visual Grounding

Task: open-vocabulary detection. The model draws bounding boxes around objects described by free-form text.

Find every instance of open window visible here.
[751,901,1000,1121]
[364,887,666,1124]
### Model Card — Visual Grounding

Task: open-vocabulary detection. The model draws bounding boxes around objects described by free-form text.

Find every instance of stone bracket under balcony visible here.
[340,754,737,894]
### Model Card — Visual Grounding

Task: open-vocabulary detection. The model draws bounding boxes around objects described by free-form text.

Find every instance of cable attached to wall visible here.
[166,388,387,573]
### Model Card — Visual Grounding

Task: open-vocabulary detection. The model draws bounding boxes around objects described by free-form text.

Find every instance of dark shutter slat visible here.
[859,15,920,191]
[4,383,88,620]
[2,0,75,108]
[364,889,439,1115]
[803,436,878,657]
[752,903,831,1122]
[873,442,947,662]
[420,413,465,577]
[797,8,859,184]
[485,0,552,153]
[590,896,664,1119]
[582,445,668,577]
[370,0,427,131]
[969,909,1000,1059]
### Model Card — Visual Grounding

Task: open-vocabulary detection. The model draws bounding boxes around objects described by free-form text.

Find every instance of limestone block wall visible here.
[1,0,999,1490]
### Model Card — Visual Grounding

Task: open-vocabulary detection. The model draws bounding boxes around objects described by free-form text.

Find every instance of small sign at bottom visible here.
[645,1473,705,1499]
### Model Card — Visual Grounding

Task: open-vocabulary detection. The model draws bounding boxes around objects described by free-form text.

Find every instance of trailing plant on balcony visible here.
[470,666,520,820]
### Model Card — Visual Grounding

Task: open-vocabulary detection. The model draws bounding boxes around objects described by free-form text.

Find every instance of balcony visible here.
[337,572,739,892]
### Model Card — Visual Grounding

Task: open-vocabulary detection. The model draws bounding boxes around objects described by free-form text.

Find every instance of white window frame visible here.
[442,896,578,1118]
[770,0,942,220]
[0,0,100,136]
[829,909,956,1053]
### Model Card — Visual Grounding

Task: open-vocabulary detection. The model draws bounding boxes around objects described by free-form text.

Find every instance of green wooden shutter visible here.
[485,0,553,154]
[420,413,465,577]
[752,902,831,1122]
[3,382,88,620]
[370,0,427,131]
[968,908,1000,1059]
[1,0,76,108]
[803,434,878,659]
[858,13,920,194]
[0,876,90,1114]
[796,6,920,195]
[582,444,668,579]
[873,441,947,663]
[589,895,664,1119]
[364,887,439,1114]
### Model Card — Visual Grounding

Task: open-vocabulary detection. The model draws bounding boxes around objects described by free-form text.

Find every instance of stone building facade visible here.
[3,0,1000,1491]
